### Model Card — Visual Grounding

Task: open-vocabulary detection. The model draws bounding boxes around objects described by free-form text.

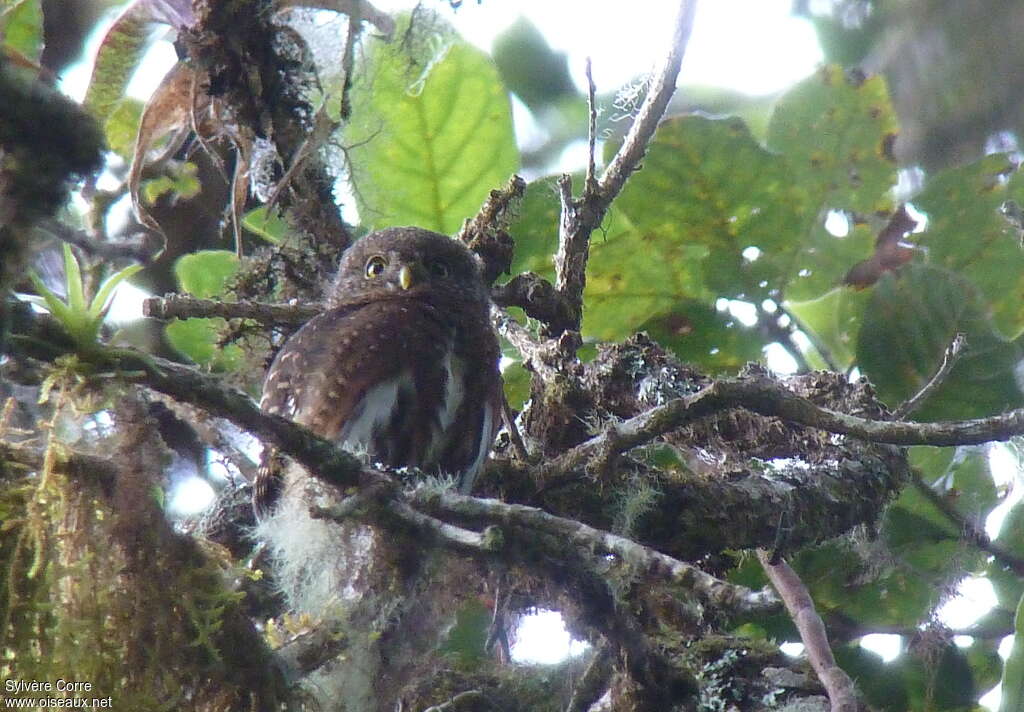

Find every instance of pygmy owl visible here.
[255,227,502,513]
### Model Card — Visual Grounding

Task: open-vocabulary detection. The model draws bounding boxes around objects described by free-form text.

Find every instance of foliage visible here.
[26,244,142,349]
[4,2,1024,711]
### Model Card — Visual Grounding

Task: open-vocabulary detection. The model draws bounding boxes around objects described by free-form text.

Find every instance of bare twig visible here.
[893,333,967,420]
[759,552,859,712]
[458,175,525,284]
[584,58,598,194]
[501,396,529,461]
[143,294,318,325]
[756,302,812,374]
[598,0,696,201]
[553,0,697,332]
[39,219,159,264]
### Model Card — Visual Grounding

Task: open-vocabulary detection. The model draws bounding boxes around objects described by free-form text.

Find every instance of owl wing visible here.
[253,301,453,514]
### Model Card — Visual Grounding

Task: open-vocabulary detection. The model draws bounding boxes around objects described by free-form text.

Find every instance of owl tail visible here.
[252,446,286,518]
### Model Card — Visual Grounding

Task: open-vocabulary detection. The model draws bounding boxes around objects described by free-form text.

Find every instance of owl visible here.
[254,226,503,515]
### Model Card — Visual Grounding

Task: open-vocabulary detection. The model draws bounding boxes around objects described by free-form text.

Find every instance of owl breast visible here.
[339,348,493,491]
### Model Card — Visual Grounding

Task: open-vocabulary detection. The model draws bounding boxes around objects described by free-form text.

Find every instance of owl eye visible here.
[365,255,387,278]
[427,260,449,278]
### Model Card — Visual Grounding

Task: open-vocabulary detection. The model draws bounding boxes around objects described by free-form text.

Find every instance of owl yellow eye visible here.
[365,255,387,278]
[428,260,449,278]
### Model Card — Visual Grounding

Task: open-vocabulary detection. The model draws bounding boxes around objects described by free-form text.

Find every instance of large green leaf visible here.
[1,0,43,62]
[346,25,518,234]
[767,65,898,215]
[912,153,1024,339]
[786,285,872,370]
[84,2,154,158]
[613,115,805,302]
[857,264,1024,420]
[637,299,765,374]
[1000,593,1024,712]
[165,250,242,369]
[836,642,980,711]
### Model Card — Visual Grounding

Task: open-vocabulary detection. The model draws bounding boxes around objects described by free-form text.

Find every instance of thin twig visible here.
[420,690,485,712]
[780,304,841,373]
[553,0,697,332]
[758,551,859,712]
[894,333,967,420]
[584,58,598,194]
[757,302,812,374]
[501,396,529,461]
[910,469,1024,575]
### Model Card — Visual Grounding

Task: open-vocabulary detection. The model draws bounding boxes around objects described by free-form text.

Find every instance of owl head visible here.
[327,227,488,309]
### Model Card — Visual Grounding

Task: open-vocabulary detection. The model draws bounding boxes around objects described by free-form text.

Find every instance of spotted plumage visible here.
[254,227,502,515]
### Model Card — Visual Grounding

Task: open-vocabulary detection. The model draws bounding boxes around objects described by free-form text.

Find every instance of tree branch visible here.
[538,373,1024,486]
[142,293,318,325]
[552,0,697,333]
[759,552,860,712]
[415,490,778,617]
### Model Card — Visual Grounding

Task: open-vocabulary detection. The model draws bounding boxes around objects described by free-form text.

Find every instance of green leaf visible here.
[241,206,287,245]
[84,3,151,118]
[999,592,1024,712]
[613,115,805,302]
[83,2,154,158]
[856,264,1024,419]
[90,263,144,321]
[28,271,74,329]
[491,16,575,110]
[142,161,200,204]
[173,250,239,299]
[786,286,872,370]
[913,153,1024,338]
[438,599,491,669]
[347,21,518,234]
[767,65,898,215]
[1,0,44,62]
[165,318,241,370]
[637,299,765,374]
[508,177,560,278]
[61,243,85,314]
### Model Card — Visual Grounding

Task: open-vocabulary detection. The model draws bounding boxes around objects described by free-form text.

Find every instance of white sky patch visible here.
[860,633,901,662]
[511,610,590,664]
[779,641,804,657]
[370,0,821,96]
[105,280,151,324]
[824,209,850,237]
[764,342,799,375]
[938,576,998,630]
[167,476,216,516]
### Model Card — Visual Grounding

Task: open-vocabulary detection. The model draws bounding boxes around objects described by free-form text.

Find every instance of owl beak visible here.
[398,264,414,290]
